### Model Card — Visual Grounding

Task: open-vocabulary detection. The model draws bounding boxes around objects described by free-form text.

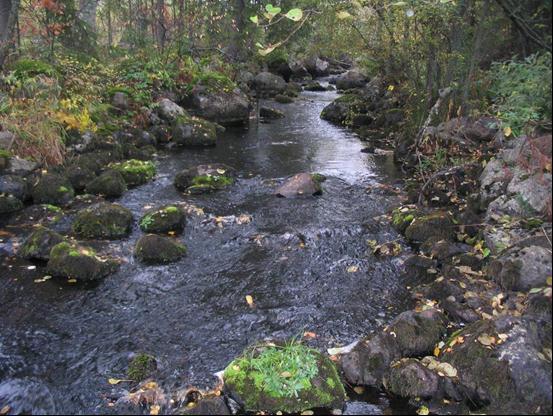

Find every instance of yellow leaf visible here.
[353,386,365,395]
[246,295,254,306]
[417,406,430,416]
[504,126,513,137]
[108,378,123,385]
[347,265,359,273]
[434,346,441,357]
[150,405,161,415]
[547,276,552,286]
[281,371,293,378]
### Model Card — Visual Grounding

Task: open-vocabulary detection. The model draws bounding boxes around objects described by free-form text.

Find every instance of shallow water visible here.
[0,89,412,414]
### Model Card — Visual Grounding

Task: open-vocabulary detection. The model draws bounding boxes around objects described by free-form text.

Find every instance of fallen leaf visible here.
[108,378,125,385]
[0,406,11,416]
[478,334,496,346]
[353,386,365,395]
[303,331,317,339]
[417,405,430,416]
[347,265,359,273]
[150,404,161,415]
[245,295,254,306]
[281,371,293,378]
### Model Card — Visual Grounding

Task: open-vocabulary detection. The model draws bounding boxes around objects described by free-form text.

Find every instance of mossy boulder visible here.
[387,308,447,357]
[65,165,96,192]
[275,94,294,104]
[321,93,365,126]
[174,164,235,194]
[72,203,133,240]
[85,170,128,198]
[172,116,217,147]
[0,194,24,216]
[19,227,65,261]
[224,343,345,414]
[134,234,187,265]
[127,353,157,382]
[109,160,156,187]
[260,107,285,120]
[47,242,119,281]
[31,174,75,206]
[0,175,30,201]
[139,205,186,235]
[404,211,455,243]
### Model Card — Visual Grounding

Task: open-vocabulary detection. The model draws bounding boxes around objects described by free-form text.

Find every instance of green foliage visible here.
[127,353,157,382]
[489,53,552,136]
[11,59,58,80]
[192,70,236,92]
[224,342,319,400]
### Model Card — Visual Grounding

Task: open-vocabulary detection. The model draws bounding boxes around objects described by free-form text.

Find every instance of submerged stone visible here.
[275,173,323,198]
[224,343,345,414]
[72,202,133,240]
[172,116,218,147]
[174,164,235,194]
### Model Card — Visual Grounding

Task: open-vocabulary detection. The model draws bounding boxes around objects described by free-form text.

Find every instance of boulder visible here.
[31,173,75,206]
[191,87,250,126]
[404,212,455,243]
[0,194,23,216]
[85,169,128,198]
[5,156,38,176]
[383,359,441,399]
[157,98,187,122]
[72,202,133,240]
[259,107,285,120]
[112,92,130,111]
[65,165,96,192]
[289,60,310,81]
[336,70,367,90]
[275,94,294,104]
[19,227,65,261]
[487,245,552,291]
[341,333,400,387]
[47,242,119,281]
[305,57,330,77]
[139,205,186,235]
[275,173,323,198]
[224,343,345,414]
[172,116,217,147]
[134,234,187,265]
[174,164,235,194]
[321,93,365,125]
[109,160,156,187]
[0,175,29,201]
[304,81,327,92]
[387,309,447,357]
[254,72,287,97]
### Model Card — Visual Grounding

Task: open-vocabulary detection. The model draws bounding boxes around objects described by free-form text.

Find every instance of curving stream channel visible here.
[0,88,413,414]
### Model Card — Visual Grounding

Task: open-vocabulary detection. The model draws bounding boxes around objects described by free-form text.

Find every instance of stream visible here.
[0,88,413,414]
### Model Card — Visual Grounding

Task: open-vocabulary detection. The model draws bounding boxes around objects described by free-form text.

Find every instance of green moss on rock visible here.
[31,174,75,206]
[128,353,157,382]
[404,211,455,243]
[109,160,156,187]
[19,227,65,261]
[0,194,23,215]
[47,242,119,281]
[139,205,186,235]
[224,342,345,414]
[72,202,133,240]
[85,169,128,198]
[134,234,187,265]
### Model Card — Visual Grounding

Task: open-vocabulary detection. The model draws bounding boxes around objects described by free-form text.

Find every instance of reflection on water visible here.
[0,89,410,414]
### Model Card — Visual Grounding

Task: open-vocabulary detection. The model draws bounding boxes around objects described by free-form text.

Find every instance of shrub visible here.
[11,59,58,80]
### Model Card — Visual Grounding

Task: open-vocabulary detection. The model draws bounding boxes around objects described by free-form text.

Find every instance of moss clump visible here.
[85,169,128,198]
[0,194,23,215]
[134,234,187,265]
[109,160,156,187]
[19,227,65,261]
[139,205,186,235]
[11,58,58,80]
[391,207,418,233]
[127,353,157,382]
[31,174,75,206]
[224,342,345,414]
[312,173,327,184]
[72,203,133,240]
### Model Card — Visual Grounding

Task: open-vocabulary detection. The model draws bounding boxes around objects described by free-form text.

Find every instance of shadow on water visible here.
[0,89,412,414]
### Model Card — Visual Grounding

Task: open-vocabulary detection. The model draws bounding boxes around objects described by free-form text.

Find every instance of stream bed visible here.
[0,89,413,414]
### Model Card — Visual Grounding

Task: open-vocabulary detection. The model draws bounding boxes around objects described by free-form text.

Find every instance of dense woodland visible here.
[0,1,552,415]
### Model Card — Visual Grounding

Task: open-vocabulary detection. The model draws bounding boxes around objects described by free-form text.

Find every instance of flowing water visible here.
[0,88,412,414]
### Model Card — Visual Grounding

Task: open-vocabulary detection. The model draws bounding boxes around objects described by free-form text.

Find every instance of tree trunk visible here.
[79,0,99,32]
[0,0,19,69]
[155,0,167,50]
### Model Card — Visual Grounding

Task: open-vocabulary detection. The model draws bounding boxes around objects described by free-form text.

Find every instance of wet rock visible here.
[254,72,287,97]
[74,150,122,175]
[336,70,367,90]
[65,165,96,192]
[72,202,133,240]
[174,164,235,194]
[172,116,217,147]
[275,173,323,198]
[404,211,455,243]
[305,57,330,77]
[134,234,187,265]
[109,160,156,187]
[191,87,250,126]
[132,130,157,148]
[4,156,38,176]
[479,158,512,205]
[0,194,24,215]
[139,205,186,235]
[85,169,128,198]
[442,317,552,414]
[0,379,56,415]
[122,143,156,161]
[47,242,119,281]
[275,94,294,104]
[112,92,130,111]
[177,397,231,415]
[19,227,65,261]
[224,343,345,414]
[31,174,75,206]
[127,353,157,382]
[487,245,552,291]
[420,239,472,262]
[289,60,310,81]
[341,333,400,387]
[321,93,365,125]
[402,255,439,286]
[259,107,285,120]
[0,175,29,201]
[383,359,441,399]
[388,309,447,357]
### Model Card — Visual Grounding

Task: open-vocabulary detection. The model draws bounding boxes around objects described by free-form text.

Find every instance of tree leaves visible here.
[285,9,303,22]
